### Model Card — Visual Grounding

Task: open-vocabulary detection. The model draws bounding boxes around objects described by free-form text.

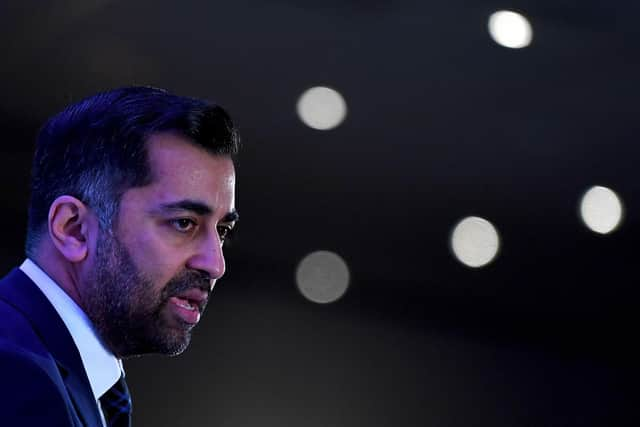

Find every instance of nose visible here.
[186,229,226,282]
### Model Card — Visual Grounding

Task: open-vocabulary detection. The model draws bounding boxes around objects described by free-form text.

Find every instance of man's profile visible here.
[0,86,240,426]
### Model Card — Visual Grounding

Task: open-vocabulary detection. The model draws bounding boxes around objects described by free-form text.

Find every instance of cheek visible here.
[121,228,182,288]
[116,204,190,289]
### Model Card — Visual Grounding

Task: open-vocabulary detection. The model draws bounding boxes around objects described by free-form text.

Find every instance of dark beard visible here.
[82,229,211,358]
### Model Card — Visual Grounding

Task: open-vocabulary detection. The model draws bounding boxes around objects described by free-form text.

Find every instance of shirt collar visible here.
[19,258,123,400]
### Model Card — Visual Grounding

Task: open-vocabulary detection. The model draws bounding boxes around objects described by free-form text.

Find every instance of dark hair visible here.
[25,86,240,258]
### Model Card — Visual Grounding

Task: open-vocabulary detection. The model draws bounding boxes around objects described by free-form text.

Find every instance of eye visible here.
[170,218,197,233]
[217,224,234,242]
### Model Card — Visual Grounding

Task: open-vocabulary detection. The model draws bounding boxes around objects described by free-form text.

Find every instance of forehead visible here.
[141,133,236,211]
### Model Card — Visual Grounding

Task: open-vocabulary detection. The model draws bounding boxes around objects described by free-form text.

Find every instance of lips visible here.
[175,288,208,308]
[167,288,209,325]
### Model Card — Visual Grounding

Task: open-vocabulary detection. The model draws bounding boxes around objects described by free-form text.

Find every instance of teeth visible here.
[176,299,195,311]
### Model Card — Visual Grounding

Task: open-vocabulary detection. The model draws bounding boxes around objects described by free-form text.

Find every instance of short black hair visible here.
[25,86,240,257]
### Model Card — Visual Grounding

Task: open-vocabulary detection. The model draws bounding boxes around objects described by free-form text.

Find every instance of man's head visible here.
[26,87,240,358]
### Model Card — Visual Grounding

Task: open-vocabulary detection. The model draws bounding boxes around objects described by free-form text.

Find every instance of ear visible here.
[48,195,96,263]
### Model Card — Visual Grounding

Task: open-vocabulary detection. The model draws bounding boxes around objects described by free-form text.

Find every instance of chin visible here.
[161,341,191,357]
[154,325,194,356]
[117,321,193,358]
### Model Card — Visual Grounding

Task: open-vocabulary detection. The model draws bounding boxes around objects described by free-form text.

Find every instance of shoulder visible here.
[0,340,76,426]
[0,294,49,355]
[0,297,75,425]
[0,290,65,397]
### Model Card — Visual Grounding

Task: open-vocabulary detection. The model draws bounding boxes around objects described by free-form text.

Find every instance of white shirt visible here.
[20,258,123,426]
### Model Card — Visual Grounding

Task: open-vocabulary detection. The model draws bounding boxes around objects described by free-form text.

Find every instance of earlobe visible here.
[48,196,93,263]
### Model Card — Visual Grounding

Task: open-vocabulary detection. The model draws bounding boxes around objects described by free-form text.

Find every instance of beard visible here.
[82,228,212,358]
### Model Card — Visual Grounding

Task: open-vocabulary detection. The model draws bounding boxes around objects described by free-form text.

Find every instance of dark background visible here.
[1,1,638,425]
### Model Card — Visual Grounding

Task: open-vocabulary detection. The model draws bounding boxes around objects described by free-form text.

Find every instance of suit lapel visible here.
[0,268,103,427]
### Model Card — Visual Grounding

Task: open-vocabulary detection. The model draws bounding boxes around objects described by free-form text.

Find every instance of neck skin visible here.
[31,239,88,313]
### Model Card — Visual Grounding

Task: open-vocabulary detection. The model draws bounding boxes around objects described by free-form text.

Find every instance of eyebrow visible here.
[158,199,239,223]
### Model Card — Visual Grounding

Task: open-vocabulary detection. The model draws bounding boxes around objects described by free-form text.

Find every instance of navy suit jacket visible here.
[0,268,103,426]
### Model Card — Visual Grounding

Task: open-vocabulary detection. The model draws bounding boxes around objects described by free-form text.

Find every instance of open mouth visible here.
[174,297,197,311]
[168,296,201,324]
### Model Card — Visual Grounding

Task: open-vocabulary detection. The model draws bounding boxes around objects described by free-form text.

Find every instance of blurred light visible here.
[296,86,347,130]
[296,250,350,303]
[488,10,532,49]
[579,186,623,234]
[450,216,500,268]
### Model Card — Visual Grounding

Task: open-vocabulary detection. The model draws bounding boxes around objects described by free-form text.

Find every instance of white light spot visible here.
[296,250,350,303]
[488,10,533,49]
[580,186,623,234]
[296,86,347,130]
[451,216,500,268]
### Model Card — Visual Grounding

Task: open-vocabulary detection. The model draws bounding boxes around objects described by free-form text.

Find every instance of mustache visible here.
[161,270,212,306]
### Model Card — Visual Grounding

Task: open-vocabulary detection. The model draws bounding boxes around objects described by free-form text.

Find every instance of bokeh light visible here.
[579,186,623,234]
[488,10,532,49]
[296,86,347,130]
[450,216,500,268]
[296,250,350,303]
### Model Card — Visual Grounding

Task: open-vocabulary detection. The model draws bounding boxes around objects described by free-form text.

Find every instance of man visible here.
[0,86,240,426]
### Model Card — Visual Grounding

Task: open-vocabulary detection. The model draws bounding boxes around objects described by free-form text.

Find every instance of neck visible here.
[31,242,85,311]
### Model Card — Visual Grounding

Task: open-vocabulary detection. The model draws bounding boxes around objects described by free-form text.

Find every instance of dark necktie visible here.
[99,374,132,427]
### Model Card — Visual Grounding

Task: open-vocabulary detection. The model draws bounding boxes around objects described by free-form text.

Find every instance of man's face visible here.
[83,133,237,358]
